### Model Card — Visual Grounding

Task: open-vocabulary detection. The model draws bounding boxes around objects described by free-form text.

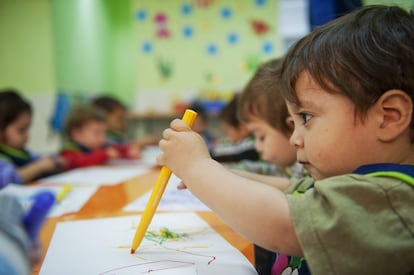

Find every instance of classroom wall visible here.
[132,0,281,114]
[51,0,135,104]
[0,0,59,154]
[0,0,412,154]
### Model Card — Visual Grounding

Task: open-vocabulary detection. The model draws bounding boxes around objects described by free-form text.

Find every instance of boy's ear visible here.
[375,89,412,142]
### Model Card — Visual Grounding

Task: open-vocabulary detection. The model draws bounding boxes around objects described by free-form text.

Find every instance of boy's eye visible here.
[299,112,312,124]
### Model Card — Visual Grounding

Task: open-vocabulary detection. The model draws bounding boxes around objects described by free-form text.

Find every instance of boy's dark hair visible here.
[0,89,32,132]
[64,105,106,138]
[188,101,208,123]
[91,96,126,113]
[219,95,241,129]
[279,5,414,130]
[238,59,292,135]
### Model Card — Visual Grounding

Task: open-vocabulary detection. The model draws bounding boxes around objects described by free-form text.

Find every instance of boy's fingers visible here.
[170,119,191,131]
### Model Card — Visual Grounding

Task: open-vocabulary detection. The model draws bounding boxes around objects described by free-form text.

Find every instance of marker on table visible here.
[130,109,197,254]
[56,184,72,203]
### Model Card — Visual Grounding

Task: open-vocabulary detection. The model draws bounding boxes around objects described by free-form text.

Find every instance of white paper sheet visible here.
[39,166,151,186]
[123,174,211,212]
[40,212,257,275]
[0,184,98,217]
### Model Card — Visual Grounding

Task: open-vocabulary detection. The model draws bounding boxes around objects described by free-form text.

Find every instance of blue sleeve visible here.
[0,161,23,188]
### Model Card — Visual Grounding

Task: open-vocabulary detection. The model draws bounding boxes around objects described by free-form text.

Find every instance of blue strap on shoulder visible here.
[353,163,414,186]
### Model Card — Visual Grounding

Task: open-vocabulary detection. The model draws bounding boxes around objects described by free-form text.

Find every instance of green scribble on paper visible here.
[145,227,186,244]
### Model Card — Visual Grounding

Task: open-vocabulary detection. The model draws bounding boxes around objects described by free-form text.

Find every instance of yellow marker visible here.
[130,109,197,254]
[56,184,72,203]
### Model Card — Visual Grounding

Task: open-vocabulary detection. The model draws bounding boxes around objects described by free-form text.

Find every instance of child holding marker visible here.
[60,105,140,170]
[0,89,65,185]
[157,5,414,274]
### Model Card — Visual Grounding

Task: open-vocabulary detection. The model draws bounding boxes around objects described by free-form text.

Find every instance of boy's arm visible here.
[17,157,55,183]
[230,169,291,191]
[60,150,109,170]
[158,119,303,256]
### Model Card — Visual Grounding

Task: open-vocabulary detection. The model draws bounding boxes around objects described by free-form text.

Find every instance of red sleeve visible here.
[112,144,132,159]
[60,149,109,170]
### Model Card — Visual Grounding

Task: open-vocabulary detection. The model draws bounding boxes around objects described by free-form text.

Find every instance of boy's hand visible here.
[106,147,120,159]
[157,119,211,179]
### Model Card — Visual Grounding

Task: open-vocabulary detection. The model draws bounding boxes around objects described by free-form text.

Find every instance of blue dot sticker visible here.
[135,9,147,21]
[255,0,267,7]
[220,7,232,19]
[141,41,153,53]
[180,3,193,15]
[227,32,239,45]
[262,41,273,54]
[207,43,218,55]
[182,25,194,38]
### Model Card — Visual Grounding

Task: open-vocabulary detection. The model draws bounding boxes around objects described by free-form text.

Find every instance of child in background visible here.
[238,58,308,274]
[0,89,64,185]
[60,105,139,170]
[157,5,414,274]
[91,95,157,147]
[210,94,260,163]
[187,101,216,150]
[238,58,306,179]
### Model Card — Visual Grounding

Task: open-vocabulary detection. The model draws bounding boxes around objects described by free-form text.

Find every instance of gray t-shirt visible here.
[287,174,414,274]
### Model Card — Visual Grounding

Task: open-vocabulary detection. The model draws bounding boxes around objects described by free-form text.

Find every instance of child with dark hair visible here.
[0,89,65,185]
[60,105,140,170]
[157,6,414,274]
[210,95,260,163]
[187,101,216,150]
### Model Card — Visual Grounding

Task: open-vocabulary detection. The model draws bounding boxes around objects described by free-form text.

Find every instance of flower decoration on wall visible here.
[196,0,214,9]
[156,57,173,81]
[250,19,270,36]
[154,12,171,39]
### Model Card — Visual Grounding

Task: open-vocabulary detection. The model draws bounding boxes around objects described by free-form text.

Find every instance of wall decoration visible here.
[180,3,193,15]
[255,0,267,7]
[133,0,280,112]
[220,7,233,19]
[206,43,218,56]
[182,25,194,39]
[250,19,270,36]
[156,57,173,81]
[227,32,239,45]
[262,41,273,54]
[154,12,171,39]
[135,9,148,21]
[196,0,214,9]
[141,41,153,54]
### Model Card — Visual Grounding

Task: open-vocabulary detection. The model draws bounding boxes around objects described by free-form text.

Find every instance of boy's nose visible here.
[289,130,303,148]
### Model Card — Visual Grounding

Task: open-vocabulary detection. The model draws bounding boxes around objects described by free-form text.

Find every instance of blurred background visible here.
[0,0,411,153]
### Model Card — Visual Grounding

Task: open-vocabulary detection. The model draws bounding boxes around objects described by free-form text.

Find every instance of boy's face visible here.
[287,72,380,180]
[107,107,127,133]
[71,120,108,150]
[4,112,31,149]
[246,117,296,168]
